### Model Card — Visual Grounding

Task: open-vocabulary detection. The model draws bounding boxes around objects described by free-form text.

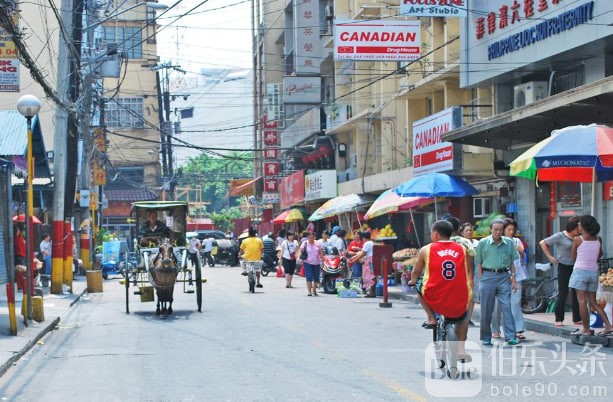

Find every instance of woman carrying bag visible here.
[297,232,323,296]
[278,231,299,288]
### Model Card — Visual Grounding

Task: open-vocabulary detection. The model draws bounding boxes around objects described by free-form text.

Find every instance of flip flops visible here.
[492,333,501,339]
[571,329,594,336]
[554,322,564,327]
[597,329,613,336]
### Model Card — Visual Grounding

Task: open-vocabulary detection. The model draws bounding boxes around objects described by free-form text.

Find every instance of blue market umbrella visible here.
[394,173,479,218]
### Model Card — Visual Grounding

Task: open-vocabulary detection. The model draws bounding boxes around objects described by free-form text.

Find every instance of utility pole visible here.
[51,0,76,295]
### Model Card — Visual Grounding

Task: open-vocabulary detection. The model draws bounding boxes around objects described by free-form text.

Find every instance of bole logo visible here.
[424,340,482,397]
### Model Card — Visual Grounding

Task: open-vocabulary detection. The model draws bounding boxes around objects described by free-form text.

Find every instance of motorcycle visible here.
[261,251,279,276]
[321,245,348,294]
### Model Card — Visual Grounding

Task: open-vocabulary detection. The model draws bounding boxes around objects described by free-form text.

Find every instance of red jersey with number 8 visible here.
[422,241,471,318]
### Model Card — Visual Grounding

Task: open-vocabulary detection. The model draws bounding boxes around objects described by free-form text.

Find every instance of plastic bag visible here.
[535,263,552,271]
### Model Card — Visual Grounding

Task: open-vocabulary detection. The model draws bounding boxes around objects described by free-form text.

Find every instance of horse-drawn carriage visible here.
[121,201,205,315]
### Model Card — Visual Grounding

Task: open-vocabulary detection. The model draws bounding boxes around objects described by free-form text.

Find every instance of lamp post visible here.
[17,94,41,322]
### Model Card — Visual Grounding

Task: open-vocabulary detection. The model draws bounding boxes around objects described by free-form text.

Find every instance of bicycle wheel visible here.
[433,317,445,369]
[521,284,547,314]
[195,256,203,312]
[248,270,255,293]
[444,322,459,379]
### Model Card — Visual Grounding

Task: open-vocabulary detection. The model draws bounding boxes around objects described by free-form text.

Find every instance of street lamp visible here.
[17,94,41,323]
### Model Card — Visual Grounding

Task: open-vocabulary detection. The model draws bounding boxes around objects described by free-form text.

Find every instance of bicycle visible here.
[521,276,558,314]
[241,260,263,293]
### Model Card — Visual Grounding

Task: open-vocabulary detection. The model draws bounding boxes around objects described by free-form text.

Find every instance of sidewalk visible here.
[385,285,598,339]
[0,275,87,377]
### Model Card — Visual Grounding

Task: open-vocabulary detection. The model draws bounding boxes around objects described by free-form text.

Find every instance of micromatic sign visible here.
[538,158,593,168]
[488,2,594,60]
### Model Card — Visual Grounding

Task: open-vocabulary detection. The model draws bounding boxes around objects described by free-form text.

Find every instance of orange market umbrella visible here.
[12,214,42,224]
[363,189,434,220]
[273,208,304,224]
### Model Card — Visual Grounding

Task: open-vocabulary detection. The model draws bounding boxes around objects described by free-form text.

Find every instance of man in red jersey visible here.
[409,220,472,361]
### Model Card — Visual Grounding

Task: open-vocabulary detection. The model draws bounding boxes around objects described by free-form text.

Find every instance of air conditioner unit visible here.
[514,81,548,108]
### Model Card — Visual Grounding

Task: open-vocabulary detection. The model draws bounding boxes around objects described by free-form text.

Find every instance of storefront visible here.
[444,0,613,269]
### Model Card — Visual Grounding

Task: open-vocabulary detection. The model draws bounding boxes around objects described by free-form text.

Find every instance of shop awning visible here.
[229,176,262,196]
[442,76,613,149]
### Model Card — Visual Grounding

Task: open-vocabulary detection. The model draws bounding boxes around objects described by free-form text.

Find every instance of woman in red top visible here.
[346,231,364,278]
[14,224,26,266]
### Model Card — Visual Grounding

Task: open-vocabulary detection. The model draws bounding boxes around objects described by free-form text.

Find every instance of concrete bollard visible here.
[32,296,45,322]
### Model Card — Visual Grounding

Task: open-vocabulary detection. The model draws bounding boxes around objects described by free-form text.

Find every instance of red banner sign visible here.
[280,170,305,209]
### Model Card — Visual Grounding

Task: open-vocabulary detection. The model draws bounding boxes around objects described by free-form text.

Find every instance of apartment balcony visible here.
[325,103,353,132]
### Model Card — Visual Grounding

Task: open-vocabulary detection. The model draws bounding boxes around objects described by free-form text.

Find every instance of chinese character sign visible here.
[264,130,279,146]
[295,0,320,74]
[264,162,280,177]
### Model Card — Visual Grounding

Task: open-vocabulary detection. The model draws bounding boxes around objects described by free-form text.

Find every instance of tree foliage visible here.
[177,152,253,214]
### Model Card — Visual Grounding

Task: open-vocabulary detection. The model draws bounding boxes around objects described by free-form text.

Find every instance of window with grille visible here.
[105,98,144,128]
[102,26,142,59]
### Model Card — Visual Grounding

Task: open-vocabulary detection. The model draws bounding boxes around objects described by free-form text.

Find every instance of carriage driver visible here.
[140,210,173,246]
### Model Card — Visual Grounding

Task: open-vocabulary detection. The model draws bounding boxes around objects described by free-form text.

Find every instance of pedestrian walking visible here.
[188,234,201,268]
[297,231,323,296]
[349,231,375,296]
[460,222,480,327]
[278,231,299,288]
[475,219,519,345]
[490,219,527,340]
[569,215,613,336]
[539,216,582,326]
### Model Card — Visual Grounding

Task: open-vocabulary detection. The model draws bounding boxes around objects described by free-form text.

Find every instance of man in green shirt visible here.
[475,219,519,346]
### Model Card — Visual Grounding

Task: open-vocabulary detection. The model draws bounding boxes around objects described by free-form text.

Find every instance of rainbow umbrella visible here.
[509,124,613,213]
[363,189,434,220]
[308,194,373,221]
[272,208,304,224]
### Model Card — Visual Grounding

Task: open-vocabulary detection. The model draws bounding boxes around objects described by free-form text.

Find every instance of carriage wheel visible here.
[125,269,130,314]
[195,256,203,312]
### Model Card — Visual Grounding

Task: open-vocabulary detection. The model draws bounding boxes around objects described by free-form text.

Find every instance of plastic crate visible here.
[598,258,613,275]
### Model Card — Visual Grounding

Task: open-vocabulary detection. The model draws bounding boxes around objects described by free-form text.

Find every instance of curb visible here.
[0,286,87,378]
[0,317,60,378]
[386,289,572,339]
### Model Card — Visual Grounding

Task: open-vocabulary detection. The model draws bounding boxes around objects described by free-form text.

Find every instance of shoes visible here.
[506,339,520,346]
[241,271,247,276]
[468,320,475,327]
[482,339,492,346]
[458,354,472,363]
[554,322,564,327]
[307,293,312,296]
[571,329,594,336]
[516,333,526,340]
[492,333,501,339]
[312,291,318,296]
[597,329,613,336]
[286,285,290,288]
[421,322,437,329]
[256,283,263,288]
[573,321,583,325]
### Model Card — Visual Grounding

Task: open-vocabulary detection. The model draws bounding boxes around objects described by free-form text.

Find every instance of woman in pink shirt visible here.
[569,215,613,336]
[297,232,323,296]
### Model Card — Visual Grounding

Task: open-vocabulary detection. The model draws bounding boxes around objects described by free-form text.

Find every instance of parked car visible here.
[196,230,239,266]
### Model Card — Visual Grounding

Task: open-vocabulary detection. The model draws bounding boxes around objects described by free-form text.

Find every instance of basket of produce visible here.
[598,268,613,303]
[392,248,419,262]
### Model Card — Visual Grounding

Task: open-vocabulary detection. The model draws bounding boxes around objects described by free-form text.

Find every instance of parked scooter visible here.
[321,245,348,294]
[261,250,279,276]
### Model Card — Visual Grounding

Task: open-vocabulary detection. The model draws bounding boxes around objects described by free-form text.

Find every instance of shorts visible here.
[569,269,599,292]
[303,262,320,283]
[282,258,297,275]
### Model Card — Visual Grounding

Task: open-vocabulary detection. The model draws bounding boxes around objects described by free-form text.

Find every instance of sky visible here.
[155,0,255,167]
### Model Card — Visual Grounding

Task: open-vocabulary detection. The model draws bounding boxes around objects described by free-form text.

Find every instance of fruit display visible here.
[473,212,507,237]
[599,268,613,288]
[360,223,397,239]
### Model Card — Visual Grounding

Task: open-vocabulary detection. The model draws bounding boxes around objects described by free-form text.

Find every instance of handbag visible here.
[300,246,308,260]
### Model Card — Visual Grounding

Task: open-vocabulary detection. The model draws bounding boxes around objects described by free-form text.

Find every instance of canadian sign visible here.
[400,0,467,17]
[412,107,460,176]
[334,20,421,61]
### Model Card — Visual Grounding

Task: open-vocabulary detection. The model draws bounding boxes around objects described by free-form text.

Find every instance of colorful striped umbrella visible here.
[308,194,373,221]
[510,124,613,182]
[363,189,434,220]
[272,208,304,224]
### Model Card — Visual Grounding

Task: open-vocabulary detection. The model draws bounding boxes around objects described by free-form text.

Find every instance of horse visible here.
[149,241,179,315]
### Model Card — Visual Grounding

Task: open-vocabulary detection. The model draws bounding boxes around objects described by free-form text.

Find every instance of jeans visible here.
[556,263,581,322]
[351,262,362,279]
[491,281,524,334]
[480,270,516,342]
